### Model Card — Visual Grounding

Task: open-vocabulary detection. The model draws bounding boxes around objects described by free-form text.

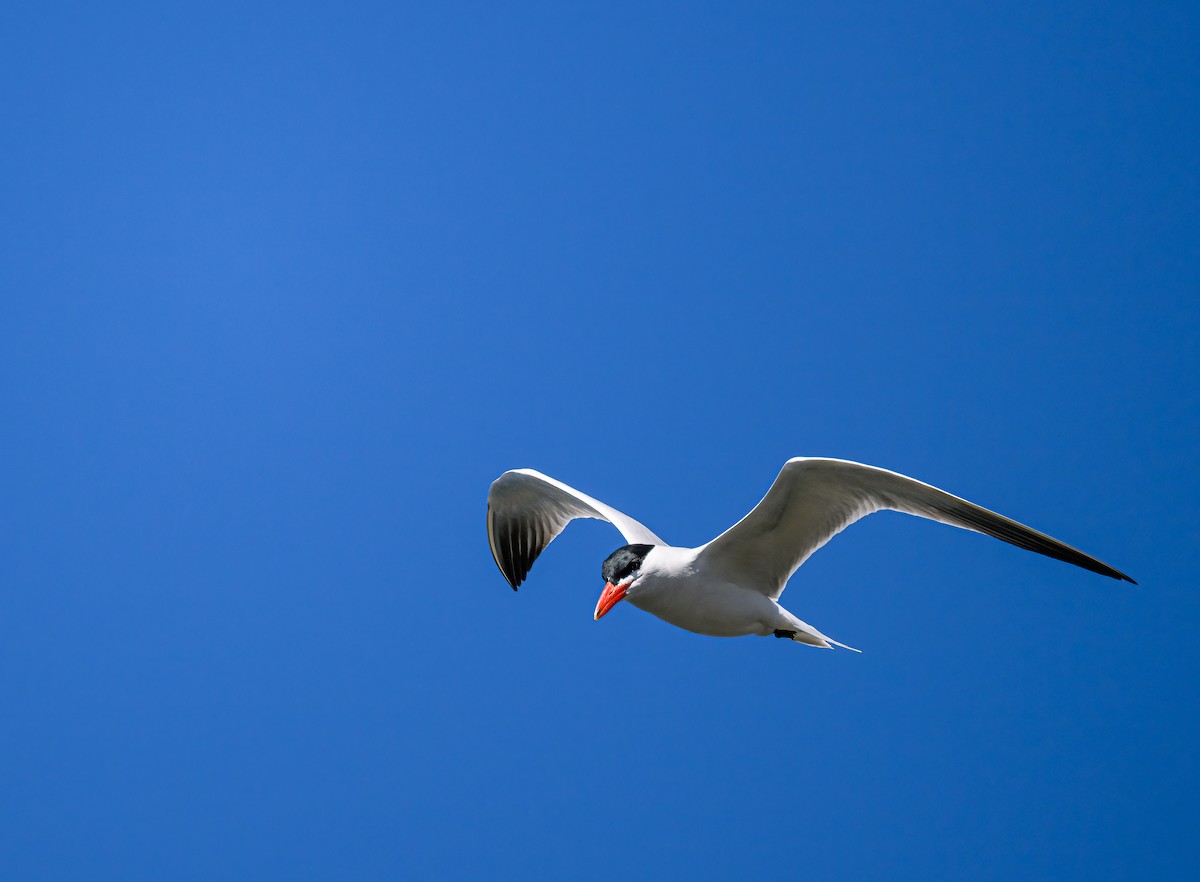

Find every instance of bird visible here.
[486,457,1134,649]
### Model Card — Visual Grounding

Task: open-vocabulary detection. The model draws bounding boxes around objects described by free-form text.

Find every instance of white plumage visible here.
[486,458,1133,649]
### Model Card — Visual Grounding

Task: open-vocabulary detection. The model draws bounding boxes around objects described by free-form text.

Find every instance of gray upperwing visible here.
[487,469,664,590]
[698,457,1135,599]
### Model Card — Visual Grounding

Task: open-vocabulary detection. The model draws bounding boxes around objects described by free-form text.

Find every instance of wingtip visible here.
[1105,567,1136,585]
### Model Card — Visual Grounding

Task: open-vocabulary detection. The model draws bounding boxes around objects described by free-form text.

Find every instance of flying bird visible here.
[486,458,1134,649]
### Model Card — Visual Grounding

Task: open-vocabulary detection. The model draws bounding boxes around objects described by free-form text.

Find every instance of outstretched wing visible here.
[698,457,1134,599]
[486,469,665,590]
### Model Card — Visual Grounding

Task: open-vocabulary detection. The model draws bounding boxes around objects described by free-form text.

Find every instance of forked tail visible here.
[777,609,861,652]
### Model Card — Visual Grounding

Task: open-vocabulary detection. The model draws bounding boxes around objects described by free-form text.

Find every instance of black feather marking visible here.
[601,544,655,584]
[937,499,1135,583]
[510,524,521,580]
[517,523,532,585]
[505,522,521,588]
[487,506,518,590]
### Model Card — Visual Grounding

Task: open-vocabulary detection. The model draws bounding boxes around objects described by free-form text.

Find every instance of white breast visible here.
[623,545,780,637]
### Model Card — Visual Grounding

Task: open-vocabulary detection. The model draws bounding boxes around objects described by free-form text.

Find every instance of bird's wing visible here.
[697,457,1134,599]
[487,469,665,590]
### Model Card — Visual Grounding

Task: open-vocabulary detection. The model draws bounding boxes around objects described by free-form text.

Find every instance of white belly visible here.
[626,573,780,638]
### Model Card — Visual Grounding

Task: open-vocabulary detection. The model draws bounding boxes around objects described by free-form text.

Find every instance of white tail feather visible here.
[780,609,861,652]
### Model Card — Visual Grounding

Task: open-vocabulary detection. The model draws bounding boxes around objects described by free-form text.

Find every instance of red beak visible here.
[594,581,628,621]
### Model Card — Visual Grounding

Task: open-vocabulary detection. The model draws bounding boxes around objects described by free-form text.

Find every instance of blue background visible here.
[2,2,1197,879]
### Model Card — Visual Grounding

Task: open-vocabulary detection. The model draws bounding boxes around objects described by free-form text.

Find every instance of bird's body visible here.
[620,545,823,641]
[486,457,1133,650]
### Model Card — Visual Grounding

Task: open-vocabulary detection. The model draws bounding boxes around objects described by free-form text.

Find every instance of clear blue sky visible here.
[1,2,1196,879]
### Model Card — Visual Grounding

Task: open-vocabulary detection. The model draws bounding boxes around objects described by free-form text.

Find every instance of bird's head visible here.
[595,543,655,620]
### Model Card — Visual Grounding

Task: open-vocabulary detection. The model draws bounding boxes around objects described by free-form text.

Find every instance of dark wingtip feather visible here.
[487,504,522,591]
[1095,565,1136,584]
[935,498,1135,586]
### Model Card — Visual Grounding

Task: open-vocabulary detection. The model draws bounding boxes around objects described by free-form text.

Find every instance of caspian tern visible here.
[486,458,1134,649]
